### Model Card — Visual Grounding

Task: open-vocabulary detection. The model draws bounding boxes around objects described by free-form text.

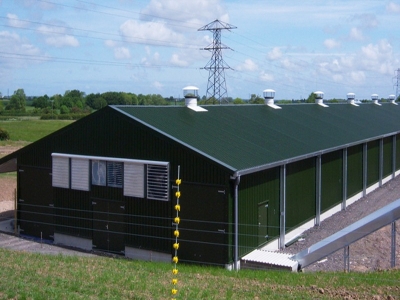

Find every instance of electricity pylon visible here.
[198,20,236,104]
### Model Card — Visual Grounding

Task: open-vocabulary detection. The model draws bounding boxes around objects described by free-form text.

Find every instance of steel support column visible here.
[363,143,368,197]
[279,164,286,249]
[342,148,348,211]
[344,245,350,272]
[315,155,321,226]
[393,135,397,179]
[379,139,383,187]
[391,221,396,268]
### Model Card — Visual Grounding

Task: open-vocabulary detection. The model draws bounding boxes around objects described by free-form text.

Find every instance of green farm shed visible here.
[1,97,400,269]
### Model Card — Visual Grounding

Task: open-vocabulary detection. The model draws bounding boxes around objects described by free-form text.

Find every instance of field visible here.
[0,117,73,147]
[0,248,399,299]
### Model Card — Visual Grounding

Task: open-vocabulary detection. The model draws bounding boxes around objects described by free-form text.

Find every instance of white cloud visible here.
[170,54,188,67]
[350,71,366,84]
[237,59,258,72]
[141,0,227,26]
[153,81,163,90]
[281,58,302,70]
[324,38,341,49]
[119,20,184,46]
[37,24,79,47]
[349,27,364,41]
[360,40,395,74]
[259,71,274,82]
[351,13,379,29]
[114,47,131,59]
[7,13,29,28]
[386,2,400,13]
[267,47,282,60]
[105,40,117,47]
[0,30,44,68]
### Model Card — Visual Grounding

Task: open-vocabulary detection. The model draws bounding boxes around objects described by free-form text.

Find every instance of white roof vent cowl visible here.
[183,86,207,112]
[314,91,328,107]
[371,94,381,106]
[263,89,281,109]
[389,94,397,105]
[347,92,359,107]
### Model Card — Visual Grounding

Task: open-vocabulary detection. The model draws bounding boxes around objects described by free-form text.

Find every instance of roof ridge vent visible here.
[263,89,281,109]
[314,91,328,107]
[347,92,359,107]
[389,94,398,105]
[371,94,381,106]
[183,86,207,112]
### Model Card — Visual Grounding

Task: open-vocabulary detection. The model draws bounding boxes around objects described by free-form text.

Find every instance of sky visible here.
[1,0,400,100]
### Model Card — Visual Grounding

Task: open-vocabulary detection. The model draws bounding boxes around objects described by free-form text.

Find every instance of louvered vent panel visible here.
[124,162,144,197]
[71,158,89,191]
[107,161,123,187]
[147,164,169,201]
[52,156,69,188]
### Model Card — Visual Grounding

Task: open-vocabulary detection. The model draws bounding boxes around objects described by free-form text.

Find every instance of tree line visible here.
[0,89,175,117]
[1,89,399,116]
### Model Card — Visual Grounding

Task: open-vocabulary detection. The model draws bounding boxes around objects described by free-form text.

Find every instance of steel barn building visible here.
[1,96,400,268]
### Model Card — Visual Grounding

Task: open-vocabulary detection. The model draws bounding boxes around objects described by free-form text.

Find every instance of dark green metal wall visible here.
[286,157,316,231]
[321,150,343,212]
[396,134,400,171]
[347,144,363,198]
[16,107,232,263]
[383,137,393,178]
[238,167,279,257]
[367,140,380,187]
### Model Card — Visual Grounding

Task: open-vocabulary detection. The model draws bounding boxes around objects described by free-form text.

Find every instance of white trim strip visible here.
[52,153,168,166]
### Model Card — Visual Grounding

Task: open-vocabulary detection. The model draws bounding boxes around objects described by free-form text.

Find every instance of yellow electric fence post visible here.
[171,165,181,300]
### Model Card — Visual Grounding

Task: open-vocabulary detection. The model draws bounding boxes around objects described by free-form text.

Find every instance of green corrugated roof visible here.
[114,103,400,173]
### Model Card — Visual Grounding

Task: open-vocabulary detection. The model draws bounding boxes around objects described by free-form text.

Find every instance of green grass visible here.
[0,119,73,146]
[0,249,399,299]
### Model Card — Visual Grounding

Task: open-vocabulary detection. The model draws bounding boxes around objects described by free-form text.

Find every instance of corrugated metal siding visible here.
[367,140,379,187]
[383,137,393,178]
[347,144,363,198]
[53,188,92,238]
[286,158,316,231]
[238,167,279,257]
[321,150,343,212]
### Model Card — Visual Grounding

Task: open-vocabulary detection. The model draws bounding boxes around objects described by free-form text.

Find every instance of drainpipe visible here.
[234,175,240,271]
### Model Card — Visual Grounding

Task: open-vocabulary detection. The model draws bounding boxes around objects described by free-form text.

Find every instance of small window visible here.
[107,161,123,188]
[147,164,169,201]
[92,160,106,186]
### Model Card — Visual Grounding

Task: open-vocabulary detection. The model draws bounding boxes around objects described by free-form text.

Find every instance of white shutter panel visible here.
[52,156,69,188]
[71,158,89,191]
[124,162,144,197]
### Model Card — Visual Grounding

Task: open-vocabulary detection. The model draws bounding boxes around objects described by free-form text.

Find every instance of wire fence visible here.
[1,201,399,273]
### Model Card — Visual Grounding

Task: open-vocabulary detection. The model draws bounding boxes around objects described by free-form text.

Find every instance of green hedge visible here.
[40,113,89,120]
[0,128,10,140]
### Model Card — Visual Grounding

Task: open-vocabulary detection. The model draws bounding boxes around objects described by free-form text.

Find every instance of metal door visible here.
[92,199,125,254]
[178,183,227,265]
[258,201,269,245]
[18,167,54,240]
